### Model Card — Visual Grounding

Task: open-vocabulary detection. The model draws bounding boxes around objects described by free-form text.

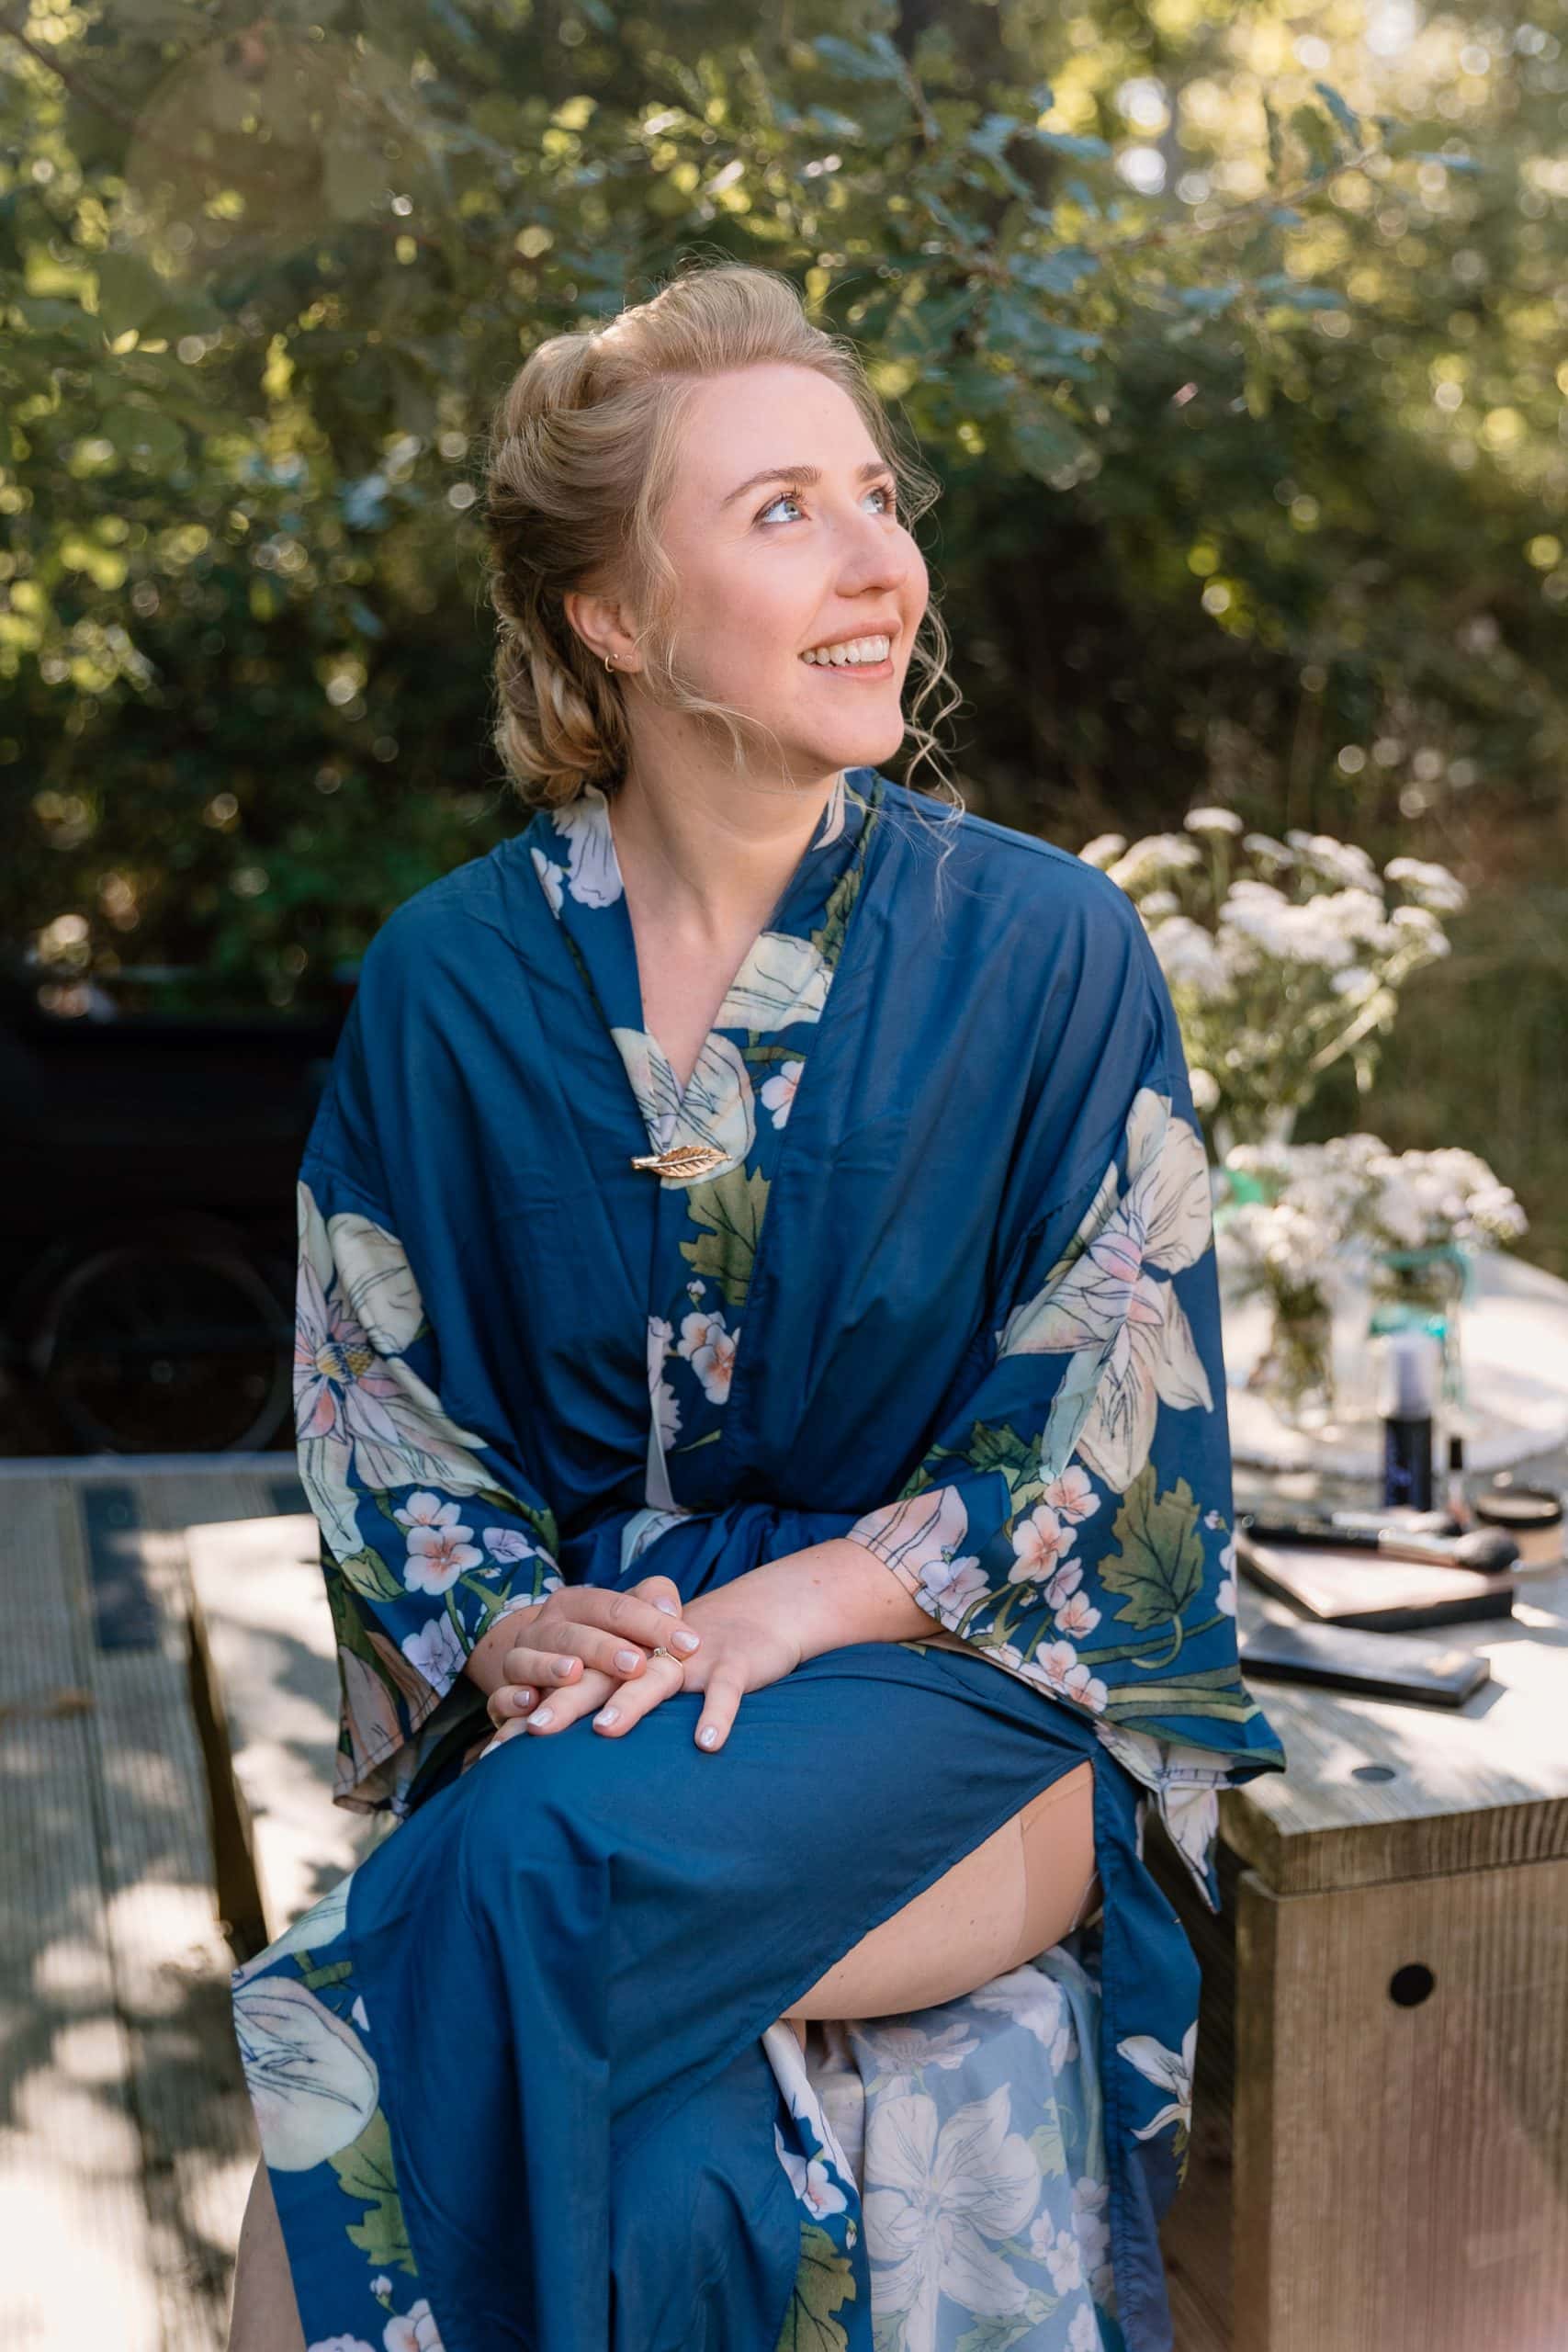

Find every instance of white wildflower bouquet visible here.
[1078,809,1468,1148]
[1356,1145,1529,1257]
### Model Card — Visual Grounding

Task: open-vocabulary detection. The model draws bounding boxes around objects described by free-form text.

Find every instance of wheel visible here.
[23,1219,293,1453]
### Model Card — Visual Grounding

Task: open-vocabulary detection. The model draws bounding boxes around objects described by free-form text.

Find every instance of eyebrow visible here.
[718,459,894,510]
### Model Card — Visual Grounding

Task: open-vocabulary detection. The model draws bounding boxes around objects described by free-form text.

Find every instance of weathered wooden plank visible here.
[52,1469,278,2352]
[0,1476,164,2351]
[1232,1857,1568,2352]
[1223,1568,1568,1894]
[185,1511,379,1947]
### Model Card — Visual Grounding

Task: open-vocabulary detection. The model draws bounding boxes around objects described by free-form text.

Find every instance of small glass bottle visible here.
[1378,1328,1438,1512]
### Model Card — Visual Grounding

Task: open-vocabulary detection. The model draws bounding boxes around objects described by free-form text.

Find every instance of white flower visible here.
[1062,1660,1110,1714]
[970,1965,1077,2068]
[548,783,622,906]
[1105,833,1202,895]
[1067,2301,1102,2350]
[1054,1589,1102,1640]
[760,1057,806,1128]
[677,1308,739,1404]
[383,2300,446,2352]
[1030,2220,1085,2292]
[1188,1066,1219,1114]
[1077,833,1127,869]
[294,1184,502,1566]
[233,1978,378,2172]
[1000,1090,1214,1493]
[647,1315,682,1445]
[1184,804,1243,834]
[918,1552,987,1614]
[394,1493,483,1596]
[1027,1641,1109,1713]
[1118,2022,1197,2143]
[853,2017,980,2085]
[369,2277,391,2299]
[1150,915,1230,1001]
[481,1526,538,1566]
[528,846,565,915]
[1383,854,1467,913]
[613,1028,756,1178]
[400,1612,464,1688]
[774,2123,849,2219]
[1283,829,1380,890]
[307,2337,376,2352]
[863,2086,1041,2351]
[1215,1532,1236,1615]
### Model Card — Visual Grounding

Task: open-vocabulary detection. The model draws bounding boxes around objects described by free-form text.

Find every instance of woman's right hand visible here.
[479,1574,700,1745]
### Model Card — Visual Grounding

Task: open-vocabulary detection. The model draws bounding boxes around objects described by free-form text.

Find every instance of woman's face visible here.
[631,363,930,783]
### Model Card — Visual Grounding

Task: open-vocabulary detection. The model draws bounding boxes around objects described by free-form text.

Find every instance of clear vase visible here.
[1247,1291,1336,1430]
[1367,1244,1470,1415]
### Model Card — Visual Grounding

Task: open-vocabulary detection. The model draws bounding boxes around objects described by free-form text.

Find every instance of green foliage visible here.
[3,1,1563,1258]
[1100,1466,1205,1633]
[326,2107,417,2276]
[679,1163,770,1305]
[772,2218,857,2352]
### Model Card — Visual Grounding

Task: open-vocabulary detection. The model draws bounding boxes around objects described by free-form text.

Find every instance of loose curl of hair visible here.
[479,259,964,818]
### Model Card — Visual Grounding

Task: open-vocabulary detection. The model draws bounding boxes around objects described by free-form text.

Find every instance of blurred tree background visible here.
[3,0,1564,1261]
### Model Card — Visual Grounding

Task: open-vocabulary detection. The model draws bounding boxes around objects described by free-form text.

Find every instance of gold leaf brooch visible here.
[629,1142,728,1180]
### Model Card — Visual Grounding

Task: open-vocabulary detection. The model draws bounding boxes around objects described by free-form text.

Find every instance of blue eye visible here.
[757,481,898,526]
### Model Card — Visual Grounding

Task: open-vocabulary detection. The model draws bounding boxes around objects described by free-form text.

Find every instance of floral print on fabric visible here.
[846,1075,1266,1911]
[294,1177,565,1815]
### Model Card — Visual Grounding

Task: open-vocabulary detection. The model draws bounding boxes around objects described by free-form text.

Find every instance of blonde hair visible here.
[479,259,963,814]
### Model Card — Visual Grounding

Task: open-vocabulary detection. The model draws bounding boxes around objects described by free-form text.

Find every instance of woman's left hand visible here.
[488,1569,807,1754]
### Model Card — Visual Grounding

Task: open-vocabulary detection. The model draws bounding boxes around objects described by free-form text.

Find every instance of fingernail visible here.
[671,1628,700,1653]
[526,1706,555,1727]
[615,1649,640,1672]
[698,1724,718,1748]
[554,1657,577,1679]
[593,1707,621,1728]
[655,1597,679,1615]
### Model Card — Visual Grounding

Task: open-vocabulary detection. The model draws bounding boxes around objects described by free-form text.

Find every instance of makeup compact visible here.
[1469,1479,1565,1570]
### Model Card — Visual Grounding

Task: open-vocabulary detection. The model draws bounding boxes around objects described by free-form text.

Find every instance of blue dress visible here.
[236,769,1285,2352]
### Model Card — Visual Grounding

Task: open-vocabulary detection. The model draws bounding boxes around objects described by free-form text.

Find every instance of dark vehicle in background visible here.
[1,956,355,1456]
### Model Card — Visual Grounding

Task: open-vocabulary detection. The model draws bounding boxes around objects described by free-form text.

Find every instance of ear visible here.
[564,586,639,672]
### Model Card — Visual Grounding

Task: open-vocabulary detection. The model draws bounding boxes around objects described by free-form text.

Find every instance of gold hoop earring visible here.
[604,653,615,672]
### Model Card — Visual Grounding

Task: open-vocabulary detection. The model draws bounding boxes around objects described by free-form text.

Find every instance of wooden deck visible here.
[0,1458,1232,2350]
[0,1462,305,2352]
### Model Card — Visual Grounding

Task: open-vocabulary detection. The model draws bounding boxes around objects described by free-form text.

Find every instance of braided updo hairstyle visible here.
[479,259,960,812]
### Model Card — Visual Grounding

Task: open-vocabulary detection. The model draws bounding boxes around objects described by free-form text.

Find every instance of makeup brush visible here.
[1236,1513,1519,1576]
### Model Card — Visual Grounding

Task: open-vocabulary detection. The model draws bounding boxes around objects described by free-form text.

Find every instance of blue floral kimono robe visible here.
[232,767,1285,2352]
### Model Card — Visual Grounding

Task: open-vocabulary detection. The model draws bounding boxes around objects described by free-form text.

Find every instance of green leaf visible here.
[1100,1465,1205,1631]
[327,2109,417,2276]
[813,35,902,84]
[95,253,169,341]
[1313,80,1362,147]
[1029,2113,1067,2177]
[336,1544,405,1602]
[678,1165,770,1307]
[772,2219,857,2352]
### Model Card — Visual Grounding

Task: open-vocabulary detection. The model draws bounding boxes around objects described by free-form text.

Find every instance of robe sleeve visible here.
[844,919,1257,1758]
[294,981,565,1818]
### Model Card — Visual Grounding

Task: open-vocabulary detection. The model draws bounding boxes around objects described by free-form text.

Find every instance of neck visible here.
[608,753,843,947]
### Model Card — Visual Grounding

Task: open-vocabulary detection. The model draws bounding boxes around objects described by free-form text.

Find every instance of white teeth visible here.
[801,634,891,666]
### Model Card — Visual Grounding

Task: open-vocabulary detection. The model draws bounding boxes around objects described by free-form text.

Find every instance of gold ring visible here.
[649,1644,681,1664]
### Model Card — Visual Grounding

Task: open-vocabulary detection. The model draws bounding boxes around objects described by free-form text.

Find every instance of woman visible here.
[228,261,1284,2352]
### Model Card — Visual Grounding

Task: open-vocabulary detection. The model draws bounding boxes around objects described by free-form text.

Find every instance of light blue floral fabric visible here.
[246,766,1285,2351]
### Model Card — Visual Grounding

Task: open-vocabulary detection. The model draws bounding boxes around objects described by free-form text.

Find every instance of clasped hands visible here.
[479,1569,804,1759]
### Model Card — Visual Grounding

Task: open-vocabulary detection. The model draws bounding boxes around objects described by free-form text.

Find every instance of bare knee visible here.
[228,2158,306,2352]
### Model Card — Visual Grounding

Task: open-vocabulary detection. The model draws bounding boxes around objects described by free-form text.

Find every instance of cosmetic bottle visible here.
[1444,1433,1472,1530]
[1379,1328,1438,1512]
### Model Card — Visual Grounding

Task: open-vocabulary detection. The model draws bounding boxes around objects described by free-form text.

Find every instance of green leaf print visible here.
[327,2108,417,2277]
[679,1165,770,1308]
[810,842,867,965]
[773,2220,857,2352]
[1100,1465,1205,1632]
[954,2305,1056,2352]
[1029,2113,1067,2178]
[335,1544,405,1602]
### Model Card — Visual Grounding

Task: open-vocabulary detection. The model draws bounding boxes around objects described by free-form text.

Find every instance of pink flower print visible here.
[677,1307,739,1405]
[1043,1559,1083,1611]
[760,1057,805,1129]
[383,2299,446,2352]
[1053,1588,1102,1641]
[1032,1640,1081,1695]
[1063,1659,1109,1714]
[393,1493,483,1595]
[1010,1502,1076,1585]
[1042,1465,1100,1524]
